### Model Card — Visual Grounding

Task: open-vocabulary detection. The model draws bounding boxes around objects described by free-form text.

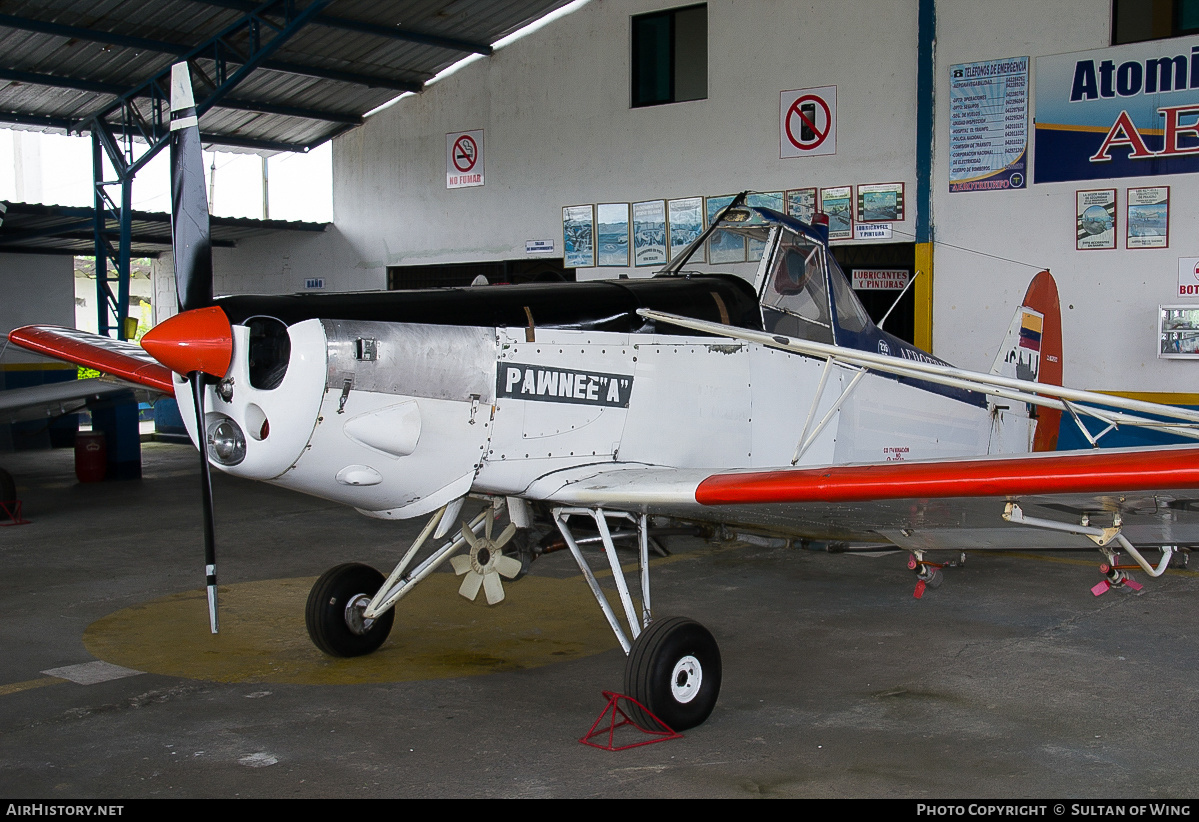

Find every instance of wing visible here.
[523,446,1199,552]
[0,377,158,423]
[7,326,174,394]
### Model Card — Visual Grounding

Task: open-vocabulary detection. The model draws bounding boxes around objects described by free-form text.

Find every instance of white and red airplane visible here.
[10,63,1199,731]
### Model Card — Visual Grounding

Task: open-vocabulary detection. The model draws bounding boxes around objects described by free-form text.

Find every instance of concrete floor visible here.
[1,442,1198,799]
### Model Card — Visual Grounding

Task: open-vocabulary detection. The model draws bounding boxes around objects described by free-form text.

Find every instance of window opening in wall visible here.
[631,3,707,107]
[1112,0,1199,45]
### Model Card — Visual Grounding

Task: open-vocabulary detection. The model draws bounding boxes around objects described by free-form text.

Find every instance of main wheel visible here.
[623,616,721,731]
[305,563,395,657]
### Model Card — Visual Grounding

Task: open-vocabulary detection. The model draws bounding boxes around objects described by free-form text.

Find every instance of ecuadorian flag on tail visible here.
[1019,310,1043,351]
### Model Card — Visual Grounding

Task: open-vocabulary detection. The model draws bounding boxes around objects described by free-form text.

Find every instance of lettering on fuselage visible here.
[497,363,633,407]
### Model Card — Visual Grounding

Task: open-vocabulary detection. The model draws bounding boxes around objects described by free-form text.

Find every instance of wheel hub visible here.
[343,593,376,636]
[467,539,499,575]
[670,654,702,703]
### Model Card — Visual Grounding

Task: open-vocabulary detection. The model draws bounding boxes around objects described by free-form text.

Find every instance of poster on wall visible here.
[667,197,704,260]
[632,200,667,267]
[1127,186,1170,249]
[857,182,905,222]
[1035,38,1199,183]
[1075,189,1116,250]
[1079,190,1112,251]
[786,188,817,224]
[746,192,783,260]
[562,204,595,268]
[706,195,745,264]
[948,56,1028,192]
[596,203,630,266]
[446,130,484,189]
[819,186,853,240]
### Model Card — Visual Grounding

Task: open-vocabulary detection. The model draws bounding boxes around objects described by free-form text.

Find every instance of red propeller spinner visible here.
[140,306,234,378]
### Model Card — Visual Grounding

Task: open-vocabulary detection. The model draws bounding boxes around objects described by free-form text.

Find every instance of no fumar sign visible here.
[780,86,837,158]
[447,130,484,189]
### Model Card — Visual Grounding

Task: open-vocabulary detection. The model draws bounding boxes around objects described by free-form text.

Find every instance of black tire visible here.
[504,529,534,581]
[305,563,394,657]
[623,616,721,731]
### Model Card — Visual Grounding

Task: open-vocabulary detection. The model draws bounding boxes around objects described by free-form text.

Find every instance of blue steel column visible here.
[91,130,112,338]
[914,0,936,353]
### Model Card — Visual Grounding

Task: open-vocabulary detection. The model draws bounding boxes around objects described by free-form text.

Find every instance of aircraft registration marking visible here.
[497,363,633,407]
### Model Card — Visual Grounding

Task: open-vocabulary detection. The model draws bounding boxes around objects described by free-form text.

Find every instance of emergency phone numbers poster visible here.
[949,57,1029,192]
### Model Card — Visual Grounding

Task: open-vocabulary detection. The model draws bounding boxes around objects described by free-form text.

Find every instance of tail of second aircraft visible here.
[990,270,1063,451]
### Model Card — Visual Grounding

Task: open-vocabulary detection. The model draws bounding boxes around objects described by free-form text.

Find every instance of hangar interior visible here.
[3,0,1199,800]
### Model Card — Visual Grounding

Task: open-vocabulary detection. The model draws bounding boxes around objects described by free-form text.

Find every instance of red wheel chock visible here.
[579,691,683,750]
[0,500,28,526]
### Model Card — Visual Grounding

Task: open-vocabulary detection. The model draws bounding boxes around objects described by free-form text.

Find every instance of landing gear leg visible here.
[305,499,522,657]
[553,507,722,730]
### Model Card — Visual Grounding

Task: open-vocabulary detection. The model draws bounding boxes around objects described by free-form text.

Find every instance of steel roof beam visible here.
[188,0,493,54]
[0,12,422,92]
[7,229,237,248]
[0,67,360,124]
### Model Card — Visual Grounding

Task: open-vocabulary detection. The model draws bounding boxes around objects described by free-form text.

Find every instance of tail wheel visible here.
[305,563,394,657]
[623,616,721,731]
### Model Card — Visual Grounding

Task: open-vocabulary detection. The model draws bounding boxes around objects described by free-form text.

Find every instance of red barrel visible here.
[75,431,107,483]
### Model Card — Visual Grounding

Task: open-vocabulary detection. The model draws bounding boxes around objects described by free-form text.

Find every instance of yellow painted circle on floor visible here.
[83,572,622,685]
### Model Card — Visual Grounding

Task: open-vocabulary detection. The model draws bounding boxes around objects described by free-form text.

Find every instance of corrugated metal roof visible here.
[0,0,575,152]
[0,200,326,256]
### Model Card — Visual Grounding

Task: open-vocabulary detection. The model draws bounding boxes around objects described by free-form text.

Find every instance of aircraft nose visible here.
[141,306,234,378]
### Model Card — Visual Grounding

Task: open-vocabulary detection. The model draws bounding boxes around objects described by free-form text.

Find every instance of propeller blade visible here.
[461,522,478,549]
[170,62,213,313]
[450,555,471,575]
[189,371,219,633]
[494,554,524,580]
[459,570,483,602]
[482,572,506,605]
[493,523,517,549]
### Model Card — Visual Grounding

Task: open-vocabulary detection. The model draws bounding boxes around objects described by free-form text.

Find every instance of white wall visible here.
[333,0,919,283]
[0,253,74,364]
[931,0,1195,392]
[153,227,365,323]
[211,0,1199,397]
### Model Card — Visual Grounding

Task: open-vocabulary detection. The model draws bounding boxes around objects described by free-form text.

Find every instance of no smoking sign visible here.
[780,86,836,159]
[446,129,485,189]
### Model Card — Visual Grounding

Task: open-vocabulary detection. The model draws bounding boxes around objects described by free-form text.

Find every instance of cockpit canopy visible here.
[661,205,876,347]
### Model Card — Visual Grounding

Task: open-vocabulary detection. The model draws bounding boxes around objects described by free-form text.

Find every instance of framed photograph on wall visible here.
[667,197,704,260]
[857,182,905,222]
[562,204,595,267]
[746,192,783,260]
[706,195,745,264]
[820,186,853,240]
[632,200,667,267]
[1076,189,1116,250]
[1127,186,1169,249]
[596,203,630,266]
[786,188,817,224]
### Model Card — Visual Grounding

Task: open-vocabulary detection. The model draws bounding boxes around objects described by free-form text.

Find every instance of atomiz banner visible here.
[1035,39,1199,183]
